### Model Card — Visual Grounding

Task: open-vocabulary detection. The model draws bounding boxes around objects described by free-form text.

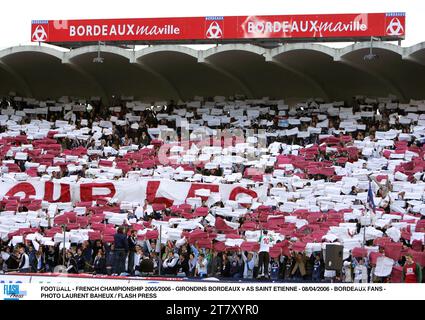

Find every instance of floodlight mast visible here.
[364,36,381,61]
[93,41,105,63]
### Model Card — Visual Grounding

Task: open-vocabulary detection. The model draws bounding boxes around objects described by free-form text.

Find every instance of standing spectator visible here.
[354,258,368,283]
[92,240,105,261]
[162,251,179,275]
[241,251,255,279]
[139,252,155,275]
[0,246,9,272]
[279,254,288,280]
[140,131,151,146]
[82,241,93,272]
[229,254,243,279]
[187,253,197,277]
[44,245,57,272]
[28,244,37,273]
[113,227,128,275]
[18,246,30,273]
[208,250,221,277]
[127,230,137,275]
[402,254,422,283]
[270,258,280,280]
[342,261,353,283]
[151,252,160,275]
[0,250,4,273]
[311,253,324,282]
[143,240,156,256]
[65,250,78,274]
[93,249,107,275]
[133,246,144,276]
[220,253,231,278]
[258,230,273,278]
[75,248,86,273]
[253,251,260,278]
[105,244,115,276]
[176,253,189,277]
[205,248,214,275]
[5,247,19,272]
[195,253,208,278]
[289,252,307,281]
[33,248,45,273]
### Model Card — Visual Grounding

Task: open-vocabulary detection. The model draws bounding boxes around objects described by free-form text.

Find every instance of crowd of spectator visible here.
[0,94,425,283]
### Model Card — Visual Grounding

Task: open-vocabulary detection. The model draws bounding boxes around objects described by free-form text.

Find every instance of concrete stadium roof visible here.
[0,42,425,103]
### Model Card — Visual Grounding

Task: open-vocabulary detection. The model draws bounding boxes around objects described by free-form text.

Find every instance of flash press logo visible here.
[32,25,48,42]
[386,18,404,36]
[3,284,26,300]
[206,21,223,39]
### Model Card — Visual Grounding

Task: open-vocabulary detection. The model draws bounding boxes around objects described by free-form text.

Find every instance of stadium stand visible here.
[0,93,424,283]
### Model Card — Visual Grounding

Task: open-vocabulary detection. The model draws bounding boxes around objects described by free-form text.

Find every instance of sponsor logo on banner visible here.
[31,13,406,43]
[32,25,48,41]
[68,23,181,38]
[386,18,404,36]
[241,15,369,38]
[205,17,223,39]
[31,21,49,42]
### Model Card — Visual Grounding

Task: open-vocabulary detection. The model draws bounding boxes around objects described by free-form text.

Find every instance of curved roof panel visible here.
[0,42,423,102]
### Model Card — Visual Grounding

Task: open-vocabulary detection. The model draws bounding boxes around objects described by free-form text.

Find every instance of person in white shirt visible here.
[195,253,208,278]
[133,246,143,276]
[241,251,255,279]
[342,261,353,283]
[354,258,369,283]
[258,230,273,278]
[18,246,30,273]
[162,251,179,275]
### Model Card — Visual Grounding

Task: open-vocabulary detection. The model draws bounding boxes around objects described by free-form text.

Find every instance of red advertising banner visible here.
[31,13,405,45]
